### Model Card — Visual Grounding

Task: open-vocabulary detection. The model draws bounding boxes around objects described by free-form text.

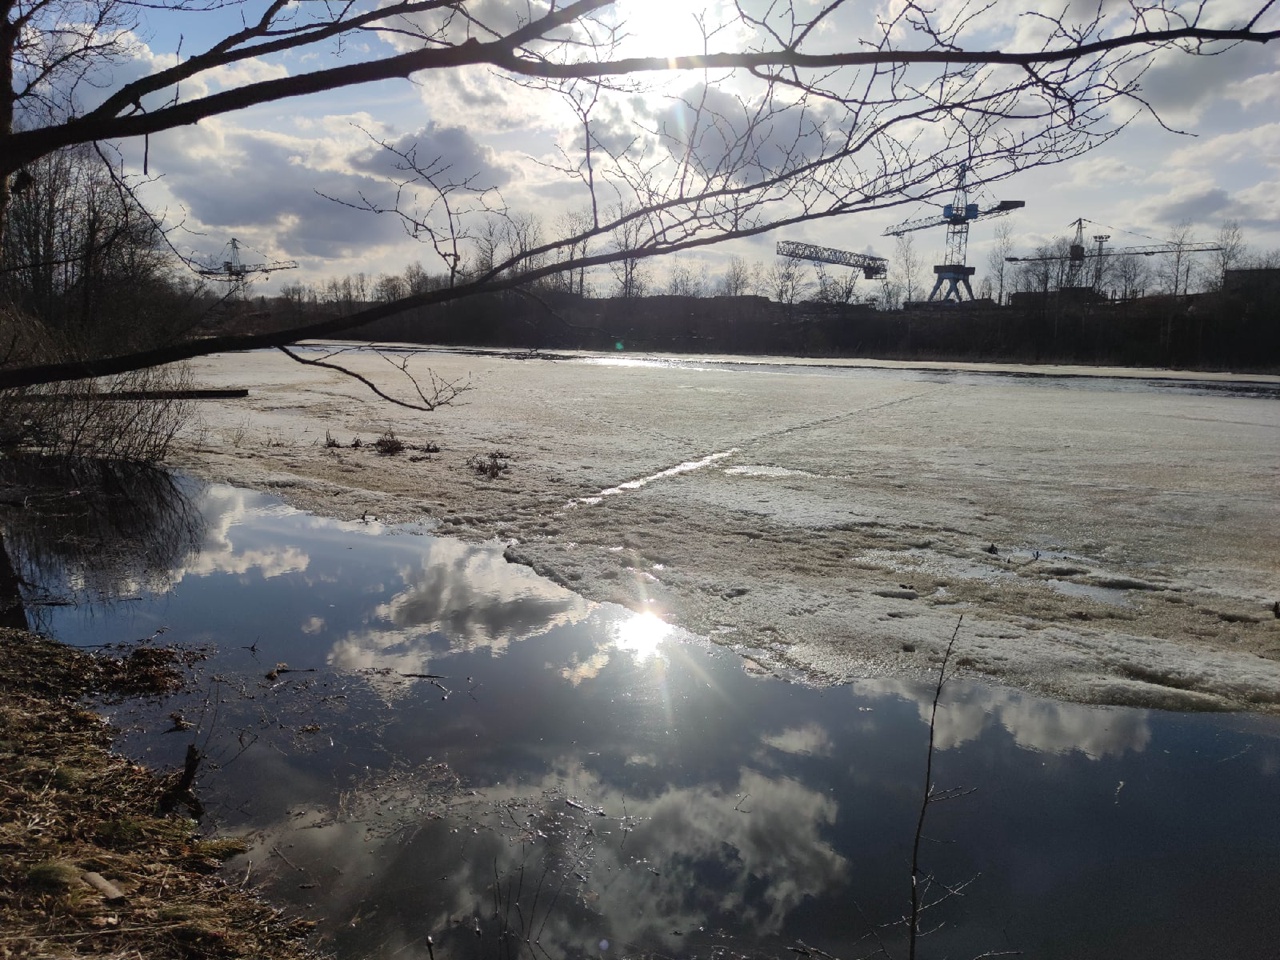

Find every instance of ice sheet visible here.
[171,346,1280,711]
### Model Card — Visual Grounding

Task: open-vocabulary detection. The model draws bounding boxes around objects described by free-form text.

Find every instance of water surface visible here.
[12,475,1280,960]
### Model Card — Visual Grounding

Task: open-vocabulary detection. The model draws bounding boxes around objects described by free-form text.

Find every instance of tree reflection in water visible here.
[0,455,205,629]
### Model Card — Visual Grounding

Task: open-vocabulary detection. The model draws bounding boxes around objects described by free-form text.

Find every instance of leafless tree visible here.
[0,144,194,347]
[607,203,652,298]
[767,254,809,305]
[1158,221,1197,297]
[1209,219,1247,290]
[0,0,1276,391]
[552,211,593,296]
[403,261,433,297]
[985,221,1016,306]
[1250,248,1280,269]
[895,234,922,306]
[1012,237,1074,295]
[814,264,858,304]
[666,258,706,297]
[375,273,410,304]
[1112,253,1152,301]
[717,254,752,297]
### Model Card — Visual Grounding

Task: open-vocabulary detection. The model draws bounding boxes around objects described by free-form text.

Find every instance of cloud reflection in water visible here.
[327,538,590,692]
[853,678,1151,759]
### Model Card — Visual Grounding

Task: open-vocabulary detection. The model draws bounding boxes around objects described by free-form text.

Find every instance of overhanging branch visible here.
[5,12,1277,169]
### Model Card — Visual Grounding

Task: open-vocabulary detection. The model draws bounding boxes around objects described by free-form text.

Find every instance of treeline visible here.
[336,280,1280,372]
[3,146,1276,374]
[0,147,213,363]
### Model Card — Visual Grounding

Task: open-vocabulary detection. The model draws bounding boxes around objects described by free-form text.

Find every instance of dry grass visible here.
[0,629,324,959]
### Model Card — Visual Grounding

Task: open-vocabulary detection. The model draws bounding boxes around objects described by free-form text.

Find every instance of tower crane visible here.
[775,240,887,279]
[883,163,1025,302]
[196,238,298,291]
[1005,218,1222,294]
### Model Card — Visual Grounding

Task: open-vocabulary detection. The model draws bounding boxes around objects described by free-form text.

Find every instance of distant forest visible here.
[334,278,1280,373]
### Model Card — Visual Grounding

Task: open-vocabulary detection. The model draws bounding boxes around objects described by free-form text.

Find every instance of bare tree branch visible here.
[2,0,1276,397]
[277,344,468,412]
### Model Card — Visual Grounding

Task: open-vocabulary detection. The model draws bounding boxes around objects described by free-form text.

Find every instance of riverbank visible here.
[171,346,1280,711]
[0,629,320,959]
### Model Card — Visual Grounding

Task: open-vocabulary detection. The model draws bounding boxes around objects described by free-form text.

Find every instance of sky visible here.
[57,0,1280,297]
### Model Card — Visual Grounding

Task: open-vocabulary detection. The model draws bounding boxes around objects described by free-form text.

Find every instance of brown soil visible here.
[0,628,323,959]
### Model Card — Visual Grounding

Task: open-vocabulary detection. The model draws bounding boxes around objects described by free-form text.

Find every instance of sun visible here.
[613,610,674,661]
[614,0,725,59]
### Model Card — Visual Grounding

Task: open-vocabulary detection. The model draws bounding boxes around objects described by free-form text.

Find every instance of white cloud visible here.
[33,1,1277,289]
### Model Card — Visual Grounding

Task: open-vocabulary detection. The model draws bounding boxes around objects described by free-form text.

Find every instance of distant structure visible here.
[196,238,298,293]
[1007,218,1223,294]
[884,163,1024,302]
[1223,267,1280,297]
[775,240,888,279]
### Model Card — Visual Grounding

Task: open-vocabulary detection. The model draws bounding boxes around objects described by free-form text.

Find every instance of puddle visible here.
[5,472,1280,958]
[1045,577,1135,606]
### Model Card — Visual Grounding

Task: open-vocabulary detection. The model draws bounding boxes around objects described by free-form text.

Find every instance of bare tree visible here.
[1209,219,1247,290]
[402,261,431,296]
[666,258,706,297]
[374,273,409,304]
[717,254,751,297]
[767,255,809,305]
[1159,221,1196,297]
[814,264,858,304]
[0,1,1276,390]
[895,234,922,305]
[985,221,1016,306]
[552,210,593,296]
[1112,253,1153,300]
[608,204,651,299]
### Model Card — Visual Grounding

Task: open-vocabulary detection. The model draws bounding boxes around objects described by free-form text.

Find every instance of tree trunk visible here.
[0,11,16,267]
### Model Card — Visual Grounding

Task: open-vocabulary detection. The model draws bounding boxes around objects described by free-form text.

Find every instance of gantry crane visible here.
[196,238,298,292]
[1006,218,1222,293]
[775,240,888,279]
[883,163,1024,302]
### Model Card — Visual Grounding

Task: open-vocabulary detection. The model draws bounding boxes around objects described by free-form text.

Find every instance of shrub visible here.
[374,430,405,456]
[0,363,195,462]
[468,451,509,478]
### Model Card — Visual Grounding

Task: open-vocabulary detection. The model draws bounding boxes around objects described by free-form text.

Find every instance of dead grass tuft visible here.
[467,451,509,479]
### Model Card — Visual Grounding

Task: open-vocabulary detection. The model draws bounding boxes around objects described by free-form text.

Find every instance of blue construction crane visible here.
[884,164,1024,302]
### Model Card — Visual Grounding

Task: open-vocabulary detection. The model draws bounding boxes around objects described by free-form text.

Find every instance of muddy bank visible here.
[170,347,1280,711]
[0,629,319,959]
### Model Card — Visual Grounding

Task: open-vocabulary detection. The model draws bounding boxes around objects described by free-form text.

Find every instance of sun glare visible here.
[613,610,673,661]
[616,0,721,58]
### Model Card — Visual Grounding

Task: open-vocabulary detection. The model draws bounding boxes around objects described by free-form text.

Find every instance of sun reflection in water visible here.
[612,610,673,661]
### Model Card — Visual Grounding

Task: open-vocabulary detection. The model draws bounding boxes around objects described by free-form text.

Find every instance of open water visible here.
[11,472,1280,960]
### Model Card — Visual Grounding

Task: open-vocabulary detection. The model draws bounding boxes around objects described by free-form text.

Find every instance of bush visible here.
[0,364,195,463]
[374,430,405,456]
[468,451,509,478]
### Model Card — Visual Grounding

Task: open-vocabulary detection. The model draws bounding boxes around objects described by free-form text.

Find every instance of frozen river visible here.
[170,346,1280,711]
